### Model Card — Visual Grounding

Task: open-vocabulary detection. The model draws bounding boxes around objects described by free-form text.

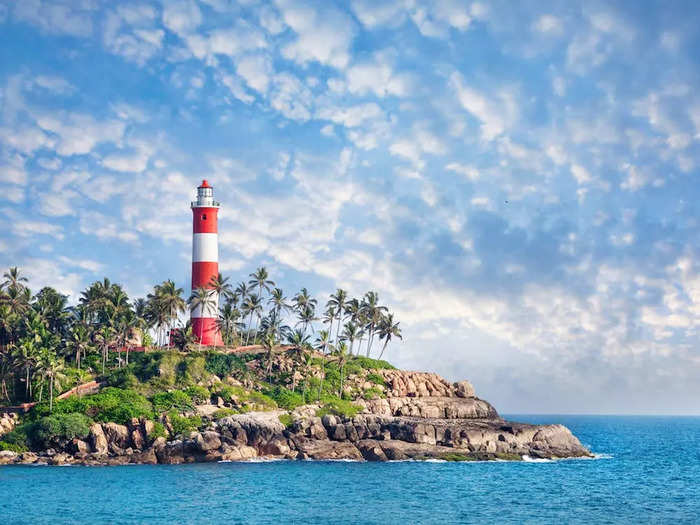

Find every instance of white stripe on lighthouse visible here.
[191,291,219,318]
[192,233,218,262]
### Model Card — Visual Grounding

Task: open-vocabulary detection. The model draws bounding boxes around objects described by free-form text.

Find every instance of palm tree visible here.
[314,329,331,402]
[2,266,28,291]
[327,289,348,345]
[159,280,186,345]
[188,287,216,350]
[296,305,317,336]
[66,323,90,370]
[293,288,317,312]
[332,341,350,397]
[217,301,242,346]
[41,353,66,413]
[241,294,262,345]
[285,332,311,393]
[13,339,36,400]
[378,313,402,360]
[361,291,388,357]
[261,331,277,383]
[248,267,274,302]
[268,288,292,337]
[94,325,113,375]
[340,322,359,356]
[209,273,233,302]
[322,306,336,350]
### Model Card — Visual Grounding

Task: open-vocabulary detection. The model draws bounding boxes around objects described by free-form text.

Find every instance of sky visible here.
[1,0,700,414]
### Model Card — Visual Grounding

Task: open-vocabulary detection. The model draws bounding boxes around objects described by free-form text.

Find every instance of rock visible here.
[156,440,185,464]
[69,438,90,455]
[19,452,38,464]
[221,445,258,461]
[89,423,109,455]
[102,423,130,449]
[356,440,388,461]
[195,431,222,452]
[49,453,72,466]
[131,429,145,450]
[141,419,155,440]
[261,437,290,456]
[291,437,363,461]
[0,450,18,465]
[453,380,475,398]
[131,448,158,464]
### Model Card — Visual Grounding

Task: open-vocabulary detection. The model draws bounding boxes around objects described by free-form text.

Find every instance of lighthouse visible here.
[191,180,223,346]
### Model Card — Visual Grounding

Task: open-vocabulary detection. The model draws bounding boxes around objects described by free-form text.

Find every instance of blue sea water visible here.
[1,415,699,524]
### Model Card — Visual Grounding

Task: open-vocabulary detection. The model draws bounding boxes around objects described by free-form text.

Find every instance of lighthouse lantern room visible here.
[191,180,223,346]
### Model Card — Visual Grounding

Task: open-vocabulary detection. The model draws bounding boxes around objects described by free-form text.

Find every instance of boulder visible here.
[102,423,130,449]
[261,437,290,456]
[291,437,363,461]
[69,438,90,455]
[0,450,18,465]
[131,429,145,450]
[195,431,222,452]
[453,380,475,398]
[356,440,388,461]
[89,423,108,455]
[221,445,258,461]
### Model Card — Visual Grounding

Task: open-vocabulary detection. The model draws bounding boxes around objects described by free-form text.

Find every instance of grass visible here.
[315,399,362,419]
[278,413,294,428]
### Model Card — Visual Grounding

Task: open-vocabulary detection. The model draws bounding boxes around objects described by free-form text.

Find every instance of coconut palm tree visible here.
[248,267,274,302]
[261,331,277,383]
[331,341,350,397]
[361,291,388,357]
[322,306,336,351]
[188,287,217,350]
[13,339,37,400]
[159,280,186,344]
[295,305,317,336]
[268,288,292,321]
[2,266,28,291]
[40,353,66,413]
[217,300,242,346]
[340,322,359,356]
[66,323,90,370]
[209,273,233,303]
[314,329,331,402]
[293,288,317,312]
[378,313,402,360]
[94,325,113,375]
[327,289,348,345]
[241,294,262,345]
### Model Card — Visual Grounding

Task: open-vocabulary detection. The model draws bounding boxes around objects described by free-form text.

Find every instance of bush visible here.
[362,387,384,400]
[103,367,139,389]
[185,385,210,404]
[366,373,385,386]
[213,408,237,420]
[151,390,193,413]
[148,421,167,440]
[212,385,277,411]
[167,410,202,436]
[205,353,248,378]
[278,413,293,428]
[32,387,153,425]
[29,413,92,448]
[0,440,27,453]
[350,356,395,370]
[178,356,209,386]
[1,424,30,449]
[315,399,362,419]
[263,386,305,410]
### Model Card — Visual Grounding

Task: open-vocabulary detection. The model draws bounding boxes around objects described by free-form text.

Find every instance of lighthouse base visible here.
[192,317,224,346]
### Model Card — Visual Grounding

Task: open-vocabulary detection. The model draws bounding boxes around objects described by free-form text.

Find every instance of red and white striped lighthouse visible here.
[191,180,223,346]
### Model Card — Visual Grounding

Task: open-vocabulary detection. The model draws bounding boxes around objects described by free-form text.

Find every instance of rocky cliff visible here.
[0,370,591,466]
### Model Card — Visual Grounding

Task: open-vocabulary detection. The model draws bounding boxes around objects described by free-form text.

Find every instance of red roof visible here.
[199,179,211,188]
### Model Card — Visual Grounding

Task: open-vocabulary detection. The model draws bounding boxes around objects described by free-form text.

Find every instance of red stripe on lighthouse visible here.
[192,262,218,289]
[193,207,219,234]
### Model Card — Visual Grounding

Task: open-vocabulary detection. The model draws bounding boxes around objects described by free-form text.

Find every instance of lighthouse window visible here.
[202,214,207,221]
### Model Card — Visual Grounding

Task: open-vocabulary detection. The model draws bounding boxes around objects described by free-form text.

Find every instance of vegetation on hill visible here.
[0,265,401,409]
[0,265,401,451]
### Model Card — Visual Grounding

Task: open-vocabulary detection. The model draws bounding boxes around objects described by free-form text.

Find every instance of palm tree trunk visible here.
[49,375,54,413]
[378,339,389,360]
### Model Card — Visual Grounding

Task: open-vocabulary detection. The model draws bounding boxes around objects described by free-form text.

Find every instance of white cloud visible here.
[533,14,563,35]
[275,0,356,69]
[317,102,383,128]
[162,0,202,37]
[236,54,273,94]
[36,112,126,156]
[445,163,479,180]
[14,0,94,37]
[450,72,518,140]
[345,53,411,97]
[268,72,313,121]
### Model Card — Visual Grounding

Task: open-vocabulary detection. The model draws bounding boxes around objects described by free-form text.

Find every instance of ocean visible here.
[1,415,698,524]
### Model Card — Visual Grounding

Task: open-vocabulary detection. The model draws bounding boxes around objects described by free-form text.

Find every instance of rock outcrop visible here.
[0,370,591,465]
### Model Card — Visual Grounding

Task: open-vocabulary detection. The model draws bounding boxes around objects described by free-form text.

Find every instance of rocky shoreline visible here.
[0,370,591,466]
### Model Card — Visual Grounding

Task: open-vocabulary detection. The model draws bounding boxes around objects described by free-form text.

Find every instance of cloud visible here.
[35,112,125,156]
[345,53,411,97]
[450,72,518,140]
[13,0,94,37]
[275,0,356,69]
[162,0,202,37]
[317,102,383,128]
[268,72,313,121]
[533,14,563,35]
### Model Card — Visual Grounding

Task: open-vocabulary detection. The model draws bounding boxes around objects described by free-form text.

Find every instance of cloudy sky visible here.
[1,0,699,414]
